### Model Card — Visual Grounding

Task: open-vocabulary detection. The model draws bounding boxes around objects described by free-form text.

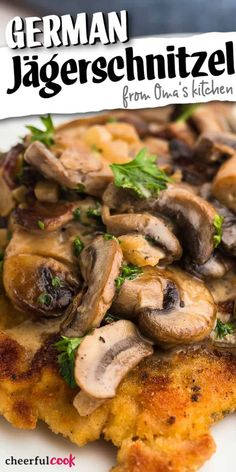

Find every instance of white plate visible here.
[0,116,235,472]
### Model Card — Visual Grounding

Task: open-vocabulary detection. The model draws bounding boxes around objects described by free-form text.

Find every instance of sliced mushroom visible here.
[111,266,165,319]
[184,252,233,280]
[63,235,123,336]
[73,391,105,416]
[118,234,166,267]
[212,154,236,213]
[190,105,228,134]
[25,141,112,197]
[14,201,79,232]
[148,121,195,146]
[138,267,216,347]
[2,143,25,189]
[112,266,216,346]
[103,184,216,264]
[194,132,236,165]
[3,254,79,316]
[102,182,137,213]
[74,320,153,399]
[199,186,236,257]
[153,185,217,264]
[0,173,15,217]
[102,206,182,265]
[5,224,83,266]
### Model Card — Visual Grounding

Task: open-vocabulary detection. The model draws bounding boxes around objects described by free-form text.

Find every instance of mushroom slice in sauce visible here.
[0,173,15,217]
[14,201,79,232]
[138,267,216,347]
[63,235,123,337]
[111,266,164,320]
[184,252,233,280]
[154,186,218,264]
[112,266,216,347]
[118,234,166,267]
[74,320,153,399]
[194,132,236,165]
[25,141,112,197]
[212,154,236,213]
[102,206,182,265]
[3,254,79,316]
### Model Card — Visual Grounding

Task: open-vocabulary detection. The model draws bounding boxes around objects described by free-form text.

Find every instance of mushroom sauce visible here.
[1,103,236,411]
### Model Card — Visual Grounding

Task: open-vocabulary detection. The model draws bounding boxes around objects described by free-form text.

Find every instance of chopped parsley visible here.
[51,276,64,288]
[214,319,235,339]
[86,203,101,219]
[73,236,84,257]
[37,292,53,307]
[213,214,224,248]
[26,114,55,147]
[54,335,86,388]
[73,208,81,221]
[103,233,118,242]
[115,264,143,290]
[37,220,45,230]
[175,104,200,123]
[110,148,171,199]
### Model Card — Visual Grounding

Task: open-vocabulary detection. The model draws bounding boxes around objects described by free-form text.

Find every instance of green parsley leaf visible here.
[110,148,171,199]
[26,115,55,147]
[54,335,85,388]
[73,208,81,221]
[213,214,224,248]
[175,104,201,123]
[115,264,143,290]
[51,276,64,288]
[214,319,235,339]
[73,236,84,257]
[86,203,101,219]
[37,220,45,230]
[103,233,118,242]
[37,292,53,307]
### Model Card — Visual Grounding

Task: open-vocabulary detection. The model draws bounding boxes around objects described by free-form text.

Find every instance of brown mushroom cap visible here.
[118,234,166,267]
[194,132,236,164]
[74,320,153,399]
[184,252,233,280]
[102,206,182,265]
[63,235,123,337]
[3,254,79,316]
[111,266,164,319]
[212,154,236,213]
[25,141,112,197]
[112,266,216,347]
[138,267,216,347]
[154,186,217,264]
[14,201,80,232]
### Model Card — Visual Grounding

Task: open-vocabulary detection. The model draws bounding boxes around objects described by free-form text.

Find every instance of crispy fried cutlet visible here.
[0,294,236,472]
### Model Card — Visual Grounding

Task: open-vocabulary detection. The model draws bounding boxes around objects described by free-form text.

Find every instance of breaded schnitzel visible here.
[0,295,235,472]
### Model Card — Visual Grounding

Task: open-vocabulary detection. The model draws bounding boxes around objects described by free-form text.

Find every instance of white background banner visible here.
[0,32,236,119]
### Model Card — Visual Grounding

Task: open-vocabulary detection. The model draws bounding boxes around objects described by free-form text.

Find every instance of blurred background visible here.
[0,0,236,45]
